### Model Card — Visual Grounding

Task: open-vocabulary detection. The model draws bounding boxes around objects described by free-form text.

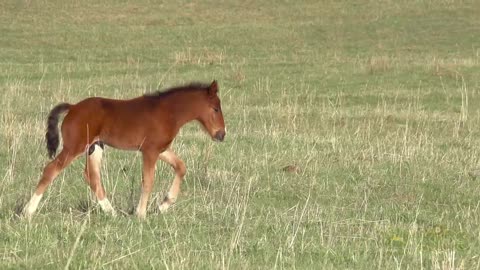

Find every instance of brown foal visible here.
[23,80,226,219]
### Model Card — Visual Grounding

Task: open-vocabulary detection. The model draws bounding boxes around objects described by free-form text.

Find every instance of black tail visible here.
[46,103,71,159]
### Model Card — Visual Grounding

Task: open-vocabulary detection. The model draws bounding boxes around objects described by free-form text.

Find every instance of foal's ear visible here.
[208,80,218,96]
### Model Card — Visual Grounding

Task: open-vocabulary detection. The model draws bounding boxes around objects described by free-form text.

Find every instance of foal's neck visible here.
[160,90,204,129]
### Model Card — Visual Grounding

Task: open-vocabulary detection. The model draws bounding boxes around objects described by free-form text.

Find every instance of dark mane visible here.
[144,82,210,99]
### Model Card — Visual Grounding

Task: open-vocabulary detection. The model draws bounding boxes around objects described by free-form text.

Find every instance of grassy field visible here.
[1,0,480,269]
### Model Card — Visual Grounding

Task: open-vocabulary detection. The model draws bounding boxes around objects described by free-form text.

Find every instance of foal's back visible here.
[62,96,172,151]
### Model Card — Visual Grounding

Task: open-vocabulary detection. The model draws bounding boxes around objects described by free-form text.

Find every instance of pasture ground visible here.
[1,1,480,269]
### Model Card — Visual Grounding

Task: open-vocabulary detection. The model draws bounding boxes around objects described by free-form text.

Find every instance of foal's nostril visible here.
[215,130,226,142]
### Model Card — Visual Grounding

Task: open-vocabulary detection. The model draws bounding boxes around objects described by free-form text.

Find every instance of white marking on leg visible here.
[158,202,170,213]
[98,198,116,216]
[166,191,176,202]
[24,193,43,217]
[90,144,103,164]
[158,192,175,213]
[136,193,147,219]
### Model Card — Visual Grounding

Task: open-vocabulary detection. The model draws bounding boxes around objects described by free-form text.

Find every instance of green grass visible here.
[1,0,480,269]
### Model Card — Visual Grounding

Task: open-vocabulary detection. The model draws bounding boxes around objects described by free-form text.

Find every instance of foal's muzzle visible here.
[214,130,226,142]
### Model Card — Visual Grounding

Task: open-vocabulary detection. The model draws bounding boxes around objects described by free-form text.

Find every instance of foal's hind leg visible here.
[23,149,78,219]
[83,142,116,216]
[158,149,186,213]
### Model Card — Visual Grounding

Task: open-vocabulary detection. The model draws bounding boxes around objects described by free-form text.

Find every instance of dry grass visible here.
[1,0,480,269]
[366,55,392,74]
[174,48,226,66]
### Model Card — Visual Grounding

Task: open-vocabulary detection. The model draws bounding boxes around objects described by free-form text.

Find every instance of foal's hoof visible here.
[20,206,34,221]
[21,211,34,222]
[136,212,147,220]
[102,207,117,218]
[158,195,175,213]
[158,202,170,213]
[105,210,117,218]
[135,207,147,220]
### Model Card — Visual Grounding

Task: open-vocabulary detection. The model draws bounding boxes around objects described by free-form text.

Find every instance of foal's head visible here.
[197,80,226,142]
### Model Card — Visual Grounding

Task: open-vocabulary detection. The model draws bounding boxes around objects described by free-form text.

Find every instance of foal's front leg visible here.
[158,149,186,213]
[136,150,159,219]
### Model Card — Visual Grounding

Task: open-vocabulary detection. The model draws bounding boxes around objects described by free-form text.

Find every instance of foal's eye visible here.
[213,108,219,112]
